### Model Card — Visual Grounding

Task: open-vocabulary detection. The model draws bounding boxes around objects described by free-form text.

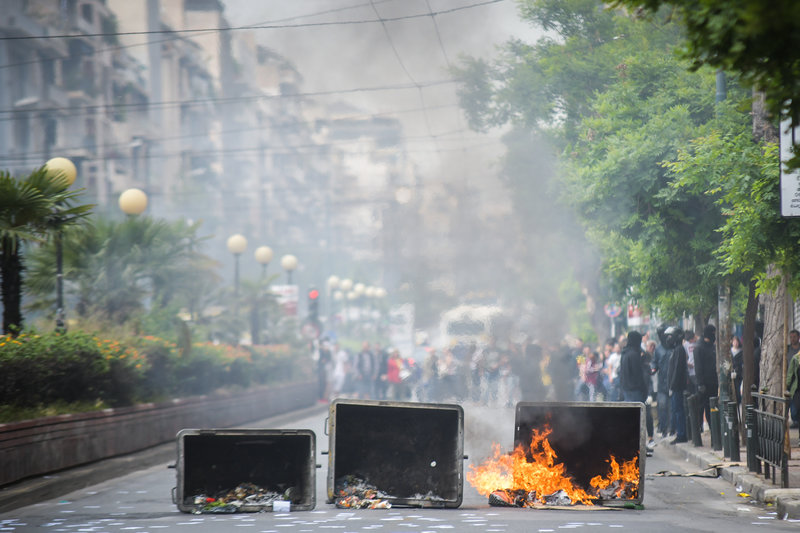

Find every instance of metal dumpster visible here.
[326,399,464,508]
[514,402,646,506]
[173,429,316,513]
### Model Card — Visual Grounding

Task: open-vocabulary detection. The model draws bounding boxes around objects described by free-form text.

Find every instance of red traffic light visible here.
[308,288,319,300]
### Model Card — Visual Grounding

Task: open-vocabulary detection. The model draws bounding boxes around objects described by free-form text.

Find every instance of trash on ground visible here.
[188,482,291,513]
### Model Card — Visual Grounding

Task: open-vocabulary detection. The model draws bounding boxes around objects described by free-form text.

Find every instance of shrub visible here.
[0,331,310,419]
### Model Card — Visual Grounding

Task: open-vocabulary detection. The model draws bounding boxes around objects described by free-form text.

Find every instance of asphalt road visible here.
[1,404,799,532]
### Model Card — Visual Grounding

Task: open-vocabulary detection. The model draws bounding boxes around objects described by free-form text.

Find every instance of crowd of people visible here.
[314,322,776,450]
[313,336,549,406]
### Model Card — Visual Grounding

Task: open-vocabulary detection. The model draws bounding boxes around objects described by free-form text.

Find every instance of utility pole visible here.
[716,70,734,400]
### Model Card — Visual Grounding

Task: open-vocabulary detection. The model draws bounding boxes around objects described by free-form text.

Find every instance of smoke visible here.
[222,0,537,173]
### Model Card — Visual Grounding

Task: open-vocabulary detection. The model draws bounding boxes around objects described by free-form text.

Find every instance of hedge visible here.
[0,331,311,409]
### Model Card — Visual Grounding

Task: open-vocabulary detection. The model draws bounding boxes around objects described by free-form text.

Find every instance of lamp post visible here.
[281,254,298,284]
[254,246,273,344]
[44,157,77,332]
[227,234,247,301]
[327,275,340,325]
[339,278,353,327]
[254,245,273,279]
[119,188,148,215]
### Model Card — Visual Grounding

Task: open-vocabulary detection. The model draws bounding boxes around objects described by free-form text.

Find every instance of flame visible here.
[467,426,639,506]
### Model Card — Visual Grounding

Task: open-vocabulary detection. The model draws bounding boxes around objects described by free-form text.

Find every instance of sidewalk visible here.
[663,428,800,520]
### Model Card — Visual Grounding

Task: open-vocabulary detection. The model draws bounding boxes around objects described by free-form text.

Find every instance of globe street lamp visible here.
[119,188,148,215]
[281,254,298,284]
[253,245,273,345]
[254,245,273,278]
[339,278,353,292]
[227,234,247,300]
[44,157,77,332]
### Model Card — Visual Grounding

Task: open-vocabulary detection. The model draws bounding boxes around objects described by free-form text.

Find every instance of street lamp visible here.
[353,282,365,297]
[340,278,353,292]
[44,157,77,332]
[281,254,298,284]
[327,275,340,290]
[254,245,273,278]
[119,188,148,215]
[227,234,247,299]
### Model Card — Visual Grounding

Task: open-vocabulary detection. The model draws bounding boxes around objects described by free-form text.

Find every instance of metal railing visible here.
[748,387,790,488]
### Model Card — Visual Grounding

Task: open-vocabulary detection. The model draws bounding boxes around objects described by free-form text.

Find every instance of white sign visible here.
[388,304,414,356]
[271,284,298,316]
[780,116,800,217]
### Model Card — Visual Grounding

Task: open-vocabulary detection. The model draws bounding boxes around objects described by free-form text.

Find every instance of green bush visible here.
[0,332,142,408]
[0,331,310,420]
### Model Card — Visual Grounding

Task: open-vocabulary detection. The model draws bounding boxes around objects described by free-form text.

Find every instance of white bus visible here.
[439,305,512,347]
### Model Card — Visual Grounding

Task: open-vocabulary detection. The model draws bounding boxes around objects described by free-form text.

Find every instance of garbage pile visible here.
[489,488,575,508]
[334,475,392,509]
[188,482,292,513]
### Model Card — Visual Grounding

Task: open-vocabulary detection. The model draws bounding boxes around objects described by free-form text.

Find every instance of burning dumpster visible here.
[326,399,464,508]
[468,402,645,508]
[173,429,316,513]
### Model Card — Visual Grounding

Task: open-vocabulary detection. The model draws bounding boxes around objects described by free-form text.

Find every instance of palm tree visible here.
[26,215,218,326]
[0,169,91,334]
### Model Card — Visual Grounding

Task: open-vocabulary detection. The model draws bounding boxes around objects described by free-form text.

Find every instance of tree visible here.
[613,1,800,149]
[26,216,217,327]
[613,0,800,397]
[0,169,91,334]
[454,0,750,332]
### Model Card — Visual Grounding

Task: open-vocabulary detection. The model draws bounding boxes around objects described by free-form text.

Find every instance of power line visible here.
[0,0,504,41]
[0,0,395,71]
[0,135,496,166]
[369,0,440,153]
[0,79,460,119]
[0,129,495,163]
[2,102,464,160]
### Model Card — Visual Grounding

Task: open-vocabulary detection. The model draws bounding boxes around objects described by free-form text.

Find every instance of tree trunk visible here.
[718,281,733,398]
[1,236,24,335]
[752,88,784,396]
[761,266,788,396]
[741,279,758,407]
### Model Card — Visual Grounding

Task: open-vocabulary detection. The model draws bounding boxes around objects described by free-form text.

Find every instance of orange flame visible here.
[467,426,639,505]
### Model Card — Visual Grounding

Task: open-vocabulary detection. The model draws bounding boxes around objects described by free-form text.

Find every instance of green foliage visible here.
[0,168,92,333]
[613,0,800,152]
[455,0,770,324]
[0,331,140,408]
[0,331,312,421]
[558,274,598,345]
[25,215,218,325]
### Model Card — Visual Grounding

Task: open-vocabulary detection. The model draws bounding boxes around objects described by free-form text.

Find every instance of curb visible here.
[0,404,329,514]
[667,441,800,520]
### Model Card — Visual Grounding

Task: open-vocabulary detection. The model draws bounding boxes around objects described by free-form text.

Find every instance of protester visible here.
[693,324,718,432]
[667,327,689,443]
[731,335,743,405]
[619,330,646,403]
[653,324,672,437]
[516,340,547,402]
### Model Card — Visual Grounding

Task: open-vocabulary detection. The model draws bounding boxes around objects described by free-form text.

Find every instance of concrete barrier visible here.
[0,381,316,487]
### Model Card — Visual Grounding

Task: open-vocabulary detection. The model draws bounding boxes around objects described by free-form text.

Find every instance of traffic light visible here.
[308,287,320,322]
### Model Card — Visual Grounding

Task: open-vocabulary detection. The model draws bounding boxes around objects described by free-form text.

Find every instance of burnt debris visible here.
[188,482,293,513]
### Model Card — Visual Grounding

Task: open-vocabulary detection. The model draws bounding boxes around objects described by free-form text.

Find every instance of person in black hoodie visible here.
[667,326,688,443]
[653,324,672,436]
[693,324,718,432]
[619,330,647,403]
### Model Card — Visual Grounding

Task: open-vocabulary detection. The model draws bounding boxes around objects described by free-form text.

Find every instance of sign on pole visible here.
[780,116,800,217]
[271,284,298,316]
